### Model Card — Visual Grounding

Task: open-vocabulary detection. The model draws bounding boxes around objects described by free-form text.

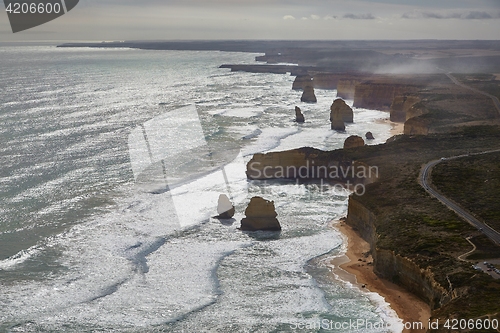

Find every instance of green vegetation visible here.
[467,235,500,260]
[453,73,495,81]
[432,152,500,231]
[453,74,500,100]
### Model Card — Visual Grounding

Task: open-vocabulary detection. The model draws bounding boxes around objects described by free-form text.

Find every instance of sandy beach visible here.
[329,220,431,333]
[376,117,405,137]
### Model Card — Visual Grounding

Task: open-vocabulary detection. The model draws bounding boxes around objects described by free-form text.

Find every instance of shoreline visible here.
[329,220,431,333]
[376,117,405,137]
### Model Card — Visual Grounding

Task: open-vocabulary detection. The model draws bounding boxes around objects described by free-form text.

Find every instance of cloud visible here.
[343,13,376,20]
[463,11,494,19]
[310,14,321,20]
[402,10,500,19]
[282,15,295,20]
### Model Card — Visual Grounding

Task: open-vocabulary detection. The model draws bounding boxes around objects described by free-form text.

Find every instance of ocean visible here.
[0,45,403,332]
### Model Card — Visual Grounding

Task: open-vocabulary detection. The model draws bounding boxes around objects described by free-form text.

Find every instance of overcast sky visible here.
[1,0,500,41]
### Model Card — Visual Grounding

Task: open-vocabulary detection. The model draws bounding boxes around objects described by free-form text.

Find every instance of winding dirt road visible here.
[445,73,500,115]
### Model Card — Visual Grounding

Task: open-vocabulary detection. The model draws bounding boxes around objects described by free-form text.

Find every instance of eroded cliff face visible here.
[354,84,419,111]
[346,197,452,309]
[390,96,421,122]
[291,73,370,94]
[337,79,361,100]
[406,102,429,121]
[404,117,432,135]
[312,73,339,89]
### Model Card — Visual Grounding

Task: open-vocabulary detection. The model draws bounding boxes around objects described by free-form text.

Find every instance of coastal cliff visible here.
[353,83,419,111]
[346,197,452,309]
[404,117,432,135]
[390,96,422,122]
[337,79,361,100]
[245,127,500,327]
[312,73,340,89]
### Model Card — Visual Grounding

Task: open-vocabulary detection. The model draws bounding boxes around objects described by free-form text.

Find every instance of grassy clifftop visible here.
[432,152,500,233]
[341,126,500,327]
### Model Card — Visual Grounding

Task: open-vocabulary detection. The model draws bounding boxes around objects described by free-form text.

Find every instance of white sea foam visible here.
[207,106,265,118]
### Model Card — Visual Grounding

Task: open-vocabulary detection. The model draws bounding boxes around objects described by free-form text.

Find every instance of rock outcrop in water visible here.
[216,194,235,219]
[330,99,354,123]
[330,98,352,131]
[292,75,313,90]
[240,197,281,231]
[301,86,317,103]
[331,112,346,131]
[295,106,305,123]
[344,135,365,149]
[365,132,375,140]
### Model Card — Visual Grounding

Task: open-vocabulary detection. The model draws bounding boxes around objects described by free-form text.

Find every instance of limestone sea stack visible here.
[292,75,313,90]
[344,135,365,149]
[240,196,281,231]
[331,111,345,131]
[216,194,235,219]
[330,98,353,123]
[295,106,305,123]
[301,86,317,103]
[365,132,375,140]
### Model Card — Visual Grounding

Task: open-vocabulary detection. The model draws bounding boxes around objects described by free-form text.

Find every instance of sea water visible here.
[0,45,403,332]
